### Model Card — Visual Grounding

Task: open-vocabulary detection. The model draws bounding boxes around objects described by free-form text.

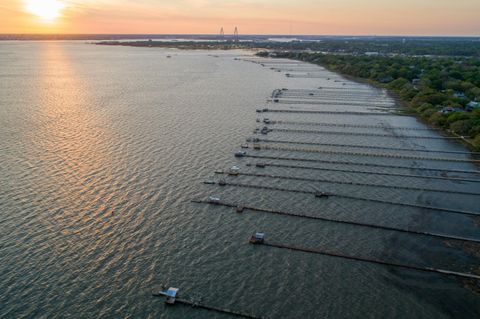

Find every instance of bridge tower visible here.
[234,27,239,43]
[220,27,225,40]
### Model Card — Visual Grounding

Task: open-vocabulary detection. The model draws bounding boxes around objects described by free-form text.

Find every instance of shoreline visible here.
[280,57,480,156]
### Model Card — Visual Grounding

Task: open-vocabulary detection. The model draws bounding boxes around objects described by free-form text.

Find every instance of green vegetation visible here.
[96,37,480,57]
[261,51,480,150]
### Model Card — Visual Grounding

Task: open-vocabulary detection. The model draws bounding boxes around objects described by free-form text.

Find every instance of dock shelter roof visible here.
[165,288,179,297]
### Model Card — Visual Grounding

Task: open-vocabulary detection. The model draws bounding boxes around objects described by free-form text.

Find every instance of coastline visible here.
[279,57,480,156]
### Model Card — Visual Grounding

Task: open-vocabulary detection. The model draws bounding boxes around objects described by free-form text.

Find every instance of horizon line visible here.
[1,33,480,38]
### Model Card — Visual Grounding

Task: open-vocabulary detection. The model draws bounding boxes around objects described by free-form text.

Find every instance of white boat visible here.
[209,196,221,203]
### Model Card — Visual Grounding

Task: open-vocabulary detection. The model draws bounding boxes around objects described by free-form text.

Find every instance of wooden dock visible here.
[244,154,480,175]
[204,181,480,217]
[246,162,480,183]
[174,298,269,319]
[251,145,480,164]
[266,120,441,131]
[254,138,478,156]
[222,172,480,196]
[192,199,480,244]
[260,109,404,116]
[255,241,480,281]
[266,128,461,140]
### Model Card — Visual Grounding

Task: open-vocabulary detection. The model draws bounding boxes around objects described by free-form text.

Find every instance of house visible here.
[454,91,466,99]
[440,107,464,115]
[412,78,421,87]
[466,101,480,112]
[440,107,454,114]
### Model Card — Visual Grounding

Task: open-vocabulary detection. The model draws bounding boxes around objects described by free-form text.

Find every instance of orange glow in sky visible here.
[0,0,479,35]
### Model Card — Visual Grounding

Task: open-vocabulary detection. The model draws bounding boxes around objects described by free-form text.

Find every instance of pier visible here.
[245,162,480,183]
[248,145,480,164]
[153,288,268,319]
[263,128,463,140]
[244,154,480,175]
[253,240,480,281]
[217,172,480,196]
[264,120,441,131]
[204,181,480,217]
[252,138,479,156]
[258,109,404,116]
[192,200,480,244]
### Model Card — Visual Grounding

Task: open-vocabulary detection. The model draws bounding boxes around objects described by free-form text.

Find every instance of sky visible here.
[0,0,479,36]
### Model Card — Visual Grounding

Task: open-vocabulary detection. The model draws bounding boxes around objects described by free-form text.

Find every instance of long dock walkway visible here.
[251,145,480,163]
[261,109,405,116]
[205,181,480,217]
[246,162,480,183]
[221,172,480,196]
[256,241,480,281]
[244,154,480,175]
[254,138,478,156]
[267,120,440,131]
[266,128,462,140]
[192,200,480,244]
[174,298,268,319]
[271,99,394,108]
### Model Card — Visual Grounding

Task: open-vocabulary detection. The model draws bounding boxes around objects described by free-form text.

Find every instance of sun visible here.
[25,0,65,21]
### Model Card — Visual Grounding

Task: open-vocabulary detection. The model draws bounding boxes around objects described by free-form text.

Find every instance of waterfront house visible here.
[466,101,480,112]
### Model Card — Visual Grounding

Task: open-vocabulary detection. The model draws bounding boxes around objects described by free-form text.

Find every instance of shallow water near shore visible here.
[0,41,479,319]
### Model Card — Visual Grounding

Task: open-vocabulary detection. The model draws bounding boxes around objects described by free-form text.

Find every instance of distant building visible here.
[466,101,480,111]
[454,91,466,98]
[412,79,421,86]
[365,52,379,56]
[440,107,464,115]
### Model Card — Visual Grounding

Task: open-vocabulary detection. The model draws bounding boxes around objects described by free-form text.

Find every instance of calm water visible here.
[0,42,479,319]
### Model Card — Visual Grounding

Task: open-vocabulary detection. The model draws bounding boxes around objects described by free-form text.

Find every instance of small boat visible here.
[214,170,224,174]
[241,144,249,149]
[236,205,245,213]
[315,192,331,198]
[253,144,261,150]
[262,108,269,112]
[263,118,271,124]
[234,151,247,157]
[228,166,240,175]
[218,179,227,186]
[203,180,215,185]
[256,163,266,168]
[209,196,221,203]
[249,232,265,244]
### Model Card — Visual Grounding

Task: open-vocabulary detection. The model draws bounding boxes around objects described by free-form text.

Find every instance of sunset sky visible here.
[1,0,479,35]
